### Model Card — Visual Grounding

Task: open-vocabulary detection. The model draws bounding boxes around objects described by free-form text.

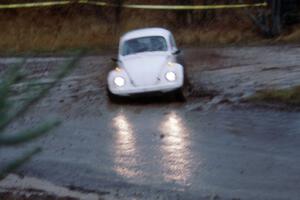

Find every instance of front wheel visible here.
[174,87,188,102]
[106,87,122,103]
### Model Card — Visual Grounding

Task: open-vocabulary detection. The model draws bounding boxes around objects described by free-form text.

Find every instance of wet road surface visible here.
[1,46,300,199]
[2,101,300,200]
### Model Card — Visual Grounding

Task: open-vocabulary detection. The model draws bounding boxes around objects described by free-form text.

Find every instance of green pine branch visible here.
[0,50,83,180]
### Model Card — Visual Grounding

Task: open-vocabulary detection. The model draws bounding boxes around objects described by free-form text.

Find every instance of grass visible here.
[278,24,300,43]
[248,86,300,106]
[0,7,119,54]
[0,5,260,54]
[0,4,299,54]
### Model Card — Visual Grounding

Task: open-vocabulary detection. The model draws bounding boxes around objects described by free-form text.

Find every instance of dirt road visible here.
[0,45,300,200]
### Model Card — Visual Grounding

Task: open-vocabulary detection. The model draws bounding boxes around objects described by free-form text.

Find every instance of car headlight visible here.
[165,71,176,82]
[114,76,125,87]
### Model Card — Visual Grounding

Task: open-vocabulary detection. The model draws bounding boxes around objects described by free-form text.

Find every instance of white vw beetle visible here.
[107,28,186,100]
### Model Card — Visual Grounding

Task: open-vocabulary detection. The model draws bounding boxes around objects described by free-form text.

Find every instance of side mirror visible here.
[111,57,118,62]
[172,49,181,55]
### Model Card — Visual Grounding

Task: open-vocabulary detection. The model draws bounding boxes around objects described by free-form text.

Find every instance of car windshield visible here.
[121,36,168,56]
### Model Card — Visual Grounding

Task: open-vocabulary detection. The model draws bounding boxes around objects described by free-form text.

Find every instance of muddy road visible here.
[1,45,300,200]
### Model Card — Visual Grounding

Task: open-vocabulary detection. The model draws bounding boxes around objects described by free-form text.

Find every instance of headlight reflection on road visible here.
[160,111,192,184]
[113,112,140,178]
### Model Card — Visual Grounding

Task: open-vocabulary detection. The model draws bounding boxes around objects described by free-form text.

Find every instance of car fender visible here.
[159,63,184,85]
[107,69,132,91]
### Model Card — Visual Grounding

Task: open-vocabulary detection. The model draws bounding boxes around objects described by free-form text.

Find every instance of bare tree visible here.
[175,0,194,26]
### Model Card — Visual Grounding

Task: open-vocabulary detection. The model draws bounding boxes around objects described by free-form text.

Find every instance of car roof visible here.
[120,28,171,43]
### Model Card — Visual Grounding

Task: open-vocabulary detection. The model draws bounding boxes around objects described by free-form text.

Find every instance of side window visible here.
[169,35,177,50]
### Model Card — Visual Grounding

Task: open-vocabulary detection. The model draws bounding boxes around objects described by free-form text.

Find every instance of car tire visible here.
[106,87,121,103]
[174,73,190,102]
[174,87,187,102]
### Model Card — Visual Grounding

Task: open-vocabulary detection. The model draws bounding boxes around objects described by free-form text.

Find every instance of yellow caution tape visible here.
[81,1,109,7]
[121,2,268,10]
[0,1,70,9]
[0,1,268,10]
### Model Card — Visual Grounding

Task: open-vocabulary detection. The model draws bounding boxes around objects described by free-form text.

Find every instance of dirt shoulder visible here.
[0,174,103,200]
[185,45,300,106]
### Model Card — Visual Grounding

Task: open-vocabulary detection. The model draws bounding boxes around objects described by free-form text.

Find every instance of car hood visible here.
[121,53,169,86]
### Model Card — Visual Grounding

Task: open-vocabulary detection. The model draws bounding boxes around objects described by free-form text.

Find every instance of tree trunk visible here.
[114,0,123,24]
[175,0,194,26]
[270,0,282,36]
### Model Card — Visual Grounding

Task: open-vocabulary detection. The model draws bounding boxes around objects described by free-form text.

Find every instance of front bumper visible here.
[109,81,183,96]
